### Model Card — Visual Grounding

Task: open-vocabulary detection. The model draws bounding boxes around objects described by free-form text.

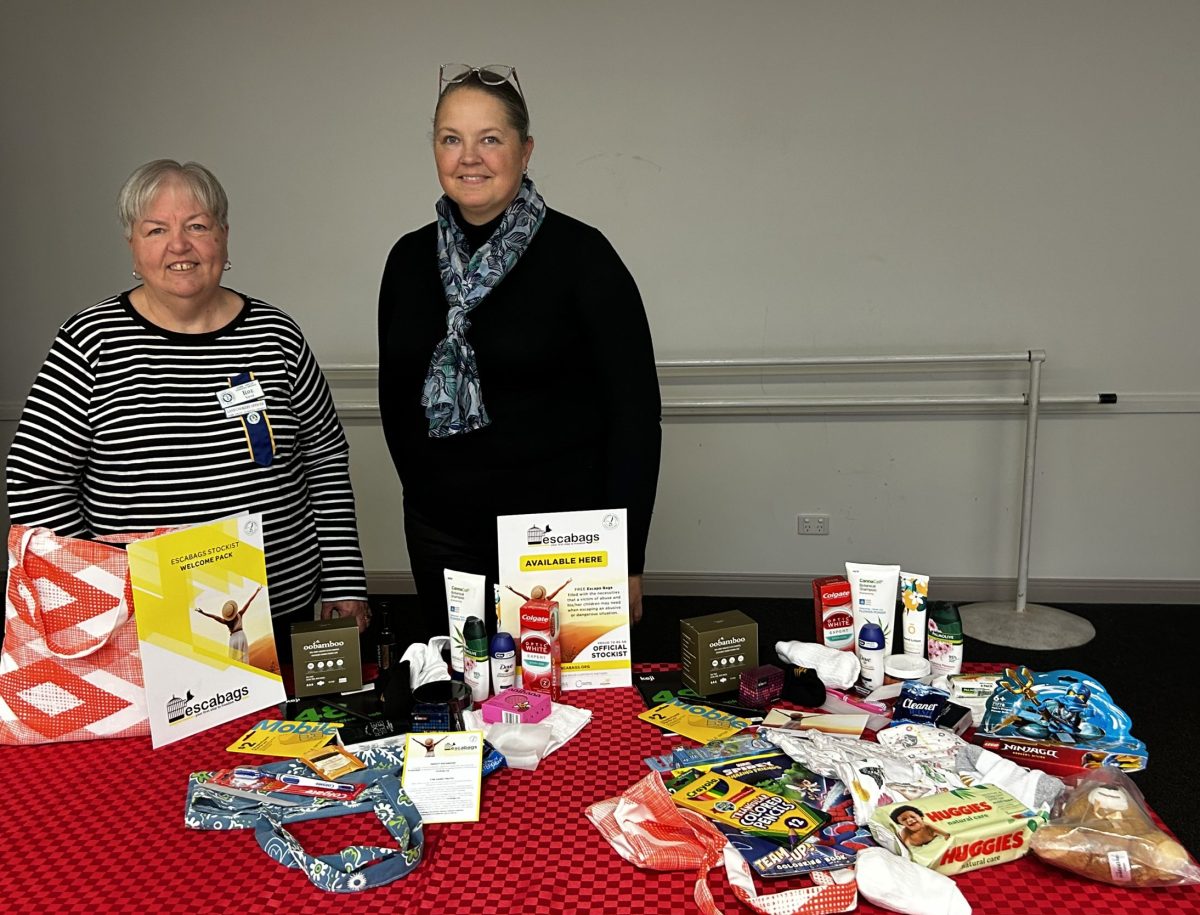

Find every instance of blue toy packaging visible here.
[973,667,1147,775]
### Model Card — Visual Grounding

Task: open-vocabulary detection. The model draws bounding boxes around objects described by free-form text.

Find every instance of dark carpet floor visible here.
[371,593,1195,858]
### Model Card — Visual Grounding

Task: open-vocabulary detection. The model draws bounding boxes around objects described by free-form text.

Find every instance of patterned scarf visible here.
[422,176,547,437]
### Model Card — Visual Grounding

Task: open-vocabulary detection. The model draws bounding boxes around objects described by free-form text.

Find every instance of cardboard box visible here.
[869,784,1048,875]
[519,598,561,700]
[680,610,758,697]
[291,618,362,697]
[482,687,552,724]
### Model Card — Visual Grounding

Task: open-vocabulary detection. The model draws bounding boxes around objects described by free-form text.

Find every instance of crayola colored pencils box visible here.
[664,768,826,844]
[869,785,1047,875]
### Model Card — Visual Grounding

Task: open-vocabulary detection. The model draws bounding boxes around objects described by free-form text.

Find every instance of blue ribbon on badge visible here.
[230,371,275,467]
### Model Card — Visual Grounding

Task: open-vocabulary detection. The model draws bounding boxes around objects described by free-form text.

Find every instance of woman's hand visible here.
[629,575,644,624]
[321,599,372,633]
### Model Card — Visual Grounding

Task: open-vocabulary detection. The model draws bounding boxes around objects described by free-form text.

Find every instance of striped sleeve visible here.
[5,328,95,536]
[290,333,368,602]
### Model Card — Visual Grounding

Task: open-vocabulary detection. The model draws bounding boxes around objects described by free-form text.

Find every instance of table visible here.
[2,665,1198,914]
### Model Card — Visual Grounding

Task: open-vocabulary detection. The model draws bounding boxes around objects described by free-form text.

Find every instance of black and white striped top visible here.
[5,292,367,619]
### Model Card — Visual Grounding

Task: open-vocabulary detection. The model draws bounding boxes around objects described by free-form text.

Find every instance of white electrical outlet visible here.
[797,514,830,535]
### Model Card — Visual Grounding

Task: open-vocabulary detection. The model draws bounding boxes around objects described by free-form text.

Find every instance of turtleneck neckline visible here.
[448,200,506,255]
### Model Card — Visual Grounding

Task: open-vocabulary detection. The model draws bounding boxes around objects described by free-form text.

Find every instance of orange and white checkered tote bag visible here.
[0,524,156,744]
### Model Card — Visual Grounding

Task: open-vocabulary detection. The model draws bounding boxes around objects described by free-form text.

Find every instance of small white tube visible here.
[443,568,485,674]
[899,571,929,657]
[845,562,901,656]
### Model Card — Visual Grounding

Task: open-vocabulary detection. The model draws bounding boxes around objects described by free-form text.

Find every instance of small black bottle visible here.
[375,600,398,676]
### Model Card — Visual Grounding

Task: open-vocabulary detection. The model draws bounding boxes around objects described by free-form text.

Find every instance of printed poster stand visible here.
[497,508,631,691]
[128,513,285,748]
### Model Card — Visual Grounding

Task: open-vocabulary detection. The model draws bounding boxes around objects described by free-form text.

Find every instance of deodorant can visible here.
[857,622,886,694]
[489,631,516,692]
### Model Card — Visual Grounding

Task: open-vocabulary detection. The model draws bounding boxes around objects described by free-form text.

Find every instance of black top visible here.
[377,208,662,573]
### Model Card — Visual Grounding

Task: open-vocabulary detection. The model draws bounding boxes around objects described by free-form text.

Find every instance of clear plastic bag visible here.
[1029,767,1200,887]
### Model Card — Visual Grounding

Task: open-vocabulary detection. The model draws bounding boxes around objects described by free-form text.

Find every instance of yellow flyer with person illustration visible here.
[128,513,285,748]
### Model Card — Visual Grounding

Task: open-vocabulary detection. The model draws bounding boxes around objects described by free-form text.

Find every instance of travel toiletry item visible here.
[375,600,398,675]
[884,654,931,684]
[291,617,363,697]
[490,631,517,692]
[462,615,490,702]
[481,687,552,724]
[520,598,562,700]
[811,575,854,651]
[926,602,963,676]
[898,572,929,657]
[444,568,485,675]
[856,622,886,694]
[893,681,950,726]
[680,610,758,697]
[845,562,901,655]
[411,679,473,732]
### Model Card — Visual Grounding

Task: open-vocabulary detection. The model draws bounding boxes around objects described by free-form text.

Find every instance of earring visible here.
[223,260,232,271]
[132,270,142,280]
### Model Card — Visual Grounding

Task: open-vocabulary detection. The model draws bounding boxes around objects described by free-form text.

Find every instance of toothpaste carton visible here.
[870,784,1047,875]
[519,598,561,701]
[812,576,854,650]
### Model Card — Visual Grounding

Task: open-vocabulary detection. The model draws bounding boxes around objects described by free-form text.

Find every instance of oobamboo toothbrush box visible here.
[680,610,758,697]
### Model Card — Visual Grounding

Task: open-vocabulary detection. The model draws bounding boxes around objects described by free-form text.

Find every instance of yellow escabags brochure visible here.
[638,697,755,743]
[128,513,286,748]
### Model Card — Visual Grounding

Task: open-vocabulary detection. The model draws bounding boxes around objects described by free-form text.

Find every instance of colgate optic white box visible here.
[519,599,561,701]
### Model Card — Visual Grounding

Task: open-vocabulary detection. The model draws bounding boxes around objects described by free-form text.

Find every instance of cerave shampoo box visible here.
[680,610,758,697]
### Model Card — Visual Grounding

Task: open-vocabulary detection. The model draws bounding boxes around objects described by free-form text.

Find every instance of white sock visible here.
[775,639,861,690]
[856,847,972,915]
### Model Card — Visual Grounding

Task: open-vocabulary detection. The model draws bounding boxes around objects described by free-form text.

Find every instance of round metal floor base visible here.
[959,601,1096,650]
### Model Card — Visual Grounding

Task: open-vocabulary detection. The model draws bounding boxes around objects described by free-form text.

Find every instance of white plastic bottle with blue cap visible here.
[857,621,886,694]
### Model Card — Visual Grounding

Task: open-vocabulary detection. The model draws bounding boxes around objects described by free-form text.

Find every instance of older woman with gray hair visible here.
[6,159,370,652]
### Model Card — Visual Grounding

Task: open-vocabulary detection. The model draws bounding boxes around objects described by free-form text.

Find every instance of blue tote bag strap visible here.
[253,774,424,892]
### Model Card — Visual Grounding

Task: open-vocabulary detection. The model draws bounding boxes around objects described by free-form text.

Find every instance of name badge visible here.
[216,379,265,411]
[224,399,268,419]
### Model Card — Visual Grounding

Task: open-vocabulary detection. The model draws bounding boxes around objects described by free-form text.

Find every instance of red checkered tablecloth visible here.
[1,664,1198,914]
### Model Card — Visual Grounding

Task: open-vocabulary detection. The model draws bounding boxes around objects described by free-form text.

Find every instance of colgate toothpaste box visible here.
[519,598,561,700]
[869,784,1047,875]
[811,576,854,651]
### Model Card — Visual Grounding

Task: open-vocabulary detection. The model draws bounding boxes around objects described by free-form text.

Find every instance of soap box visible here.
[481,688,552,725]
[291,618,362,697]
[869,784,1047,875]
[680,610,759,697]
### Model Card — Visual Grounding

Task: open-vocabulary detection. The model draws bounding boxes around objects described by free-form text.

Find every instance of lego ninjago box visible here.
[971,667,1147,775]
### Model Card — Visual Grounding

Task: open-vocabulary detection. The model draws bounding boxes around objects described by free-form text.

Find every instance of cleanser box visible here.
[680,610,759,697]
[291,618,362,697]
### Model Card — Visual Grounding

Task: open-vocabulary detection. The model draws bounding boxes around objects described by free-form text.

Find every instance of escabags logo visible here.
[166,686,249,724]
[526,522,600,547]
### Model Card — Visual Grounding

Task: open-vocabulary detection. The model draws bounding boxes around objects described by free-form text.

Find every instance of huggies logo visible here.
[166,686,250,724]
[525,523,600,547]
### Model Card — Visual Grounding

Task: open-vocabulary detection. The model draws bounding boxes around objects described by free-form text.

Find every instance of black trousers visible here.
[403,503,502,646]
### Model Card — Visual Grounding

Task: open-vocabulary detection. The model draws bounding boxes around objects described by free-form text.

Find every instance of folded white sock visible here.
[776,639,861,690]
[401,638,452,689]
[856,847,971,915]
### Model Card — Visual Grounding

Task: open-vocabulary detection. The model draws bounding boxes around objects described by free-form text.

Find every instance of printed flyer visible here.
[497,508,631,691]
[401,731,485,823]
[128,514,286,748]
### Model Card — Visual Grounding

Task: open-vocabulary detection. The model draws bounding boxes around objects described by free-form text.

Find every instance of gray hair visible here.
[117,159,229,240]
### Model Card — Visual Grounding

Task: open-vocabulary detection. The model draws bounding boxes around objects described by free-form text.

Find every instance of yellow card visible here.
[226,719,342,757]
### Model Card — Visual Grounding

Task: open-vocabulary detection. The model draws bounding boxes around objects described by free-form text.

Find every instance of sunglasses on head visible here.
[438,63,524,101]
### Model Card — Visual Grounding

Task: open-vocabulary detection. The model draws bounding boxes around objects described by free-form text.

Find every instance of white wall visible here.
[3,1,1197,599]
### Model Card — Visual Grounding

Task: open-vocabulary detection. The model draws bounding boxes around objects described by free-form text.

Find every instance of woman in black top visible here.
[378,65,661,642]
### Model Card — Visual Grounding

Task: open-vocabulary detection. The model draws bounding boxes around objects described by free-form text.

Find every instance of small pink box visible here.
[481,688,552,725]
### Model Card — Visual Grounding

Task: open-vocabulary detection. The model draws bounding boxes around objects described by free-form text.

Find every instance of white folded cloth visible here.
[401,637,452,689]
[776,639,861,690]
[856,847,971,915]
[462,699,592,769]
